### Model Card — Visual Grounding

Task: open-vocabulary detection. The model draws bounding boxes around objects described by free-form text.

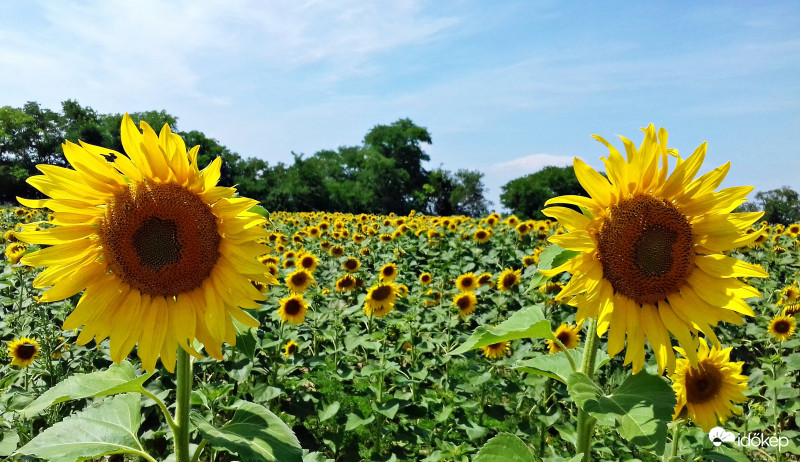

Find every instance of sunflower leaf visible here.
[567,371,674,453]
[537,245,581,272]
[515,348,612,384]
[473,432,537,462]
[18,361,152,418]
[448,304,554,355]
[190,400,302,462]
[16,394,148,462]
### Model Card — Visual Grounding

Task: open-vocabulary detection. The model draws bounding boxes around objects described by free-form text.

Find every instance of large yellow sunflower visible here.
[364,282,397,318]
[541,125,767,374]
[8,337,39,368]
[767,314,796,342]
[671,338,749,432]
[455,272,479,292]
[15,115,276,372]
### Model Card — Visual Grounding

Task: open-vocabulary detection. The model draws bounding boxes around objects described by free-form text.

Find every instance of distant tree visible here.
[500,165,588,219]
[364,118,432,213]
[424,168,491,217]
[62,99,109,147]
[738,186,800,225]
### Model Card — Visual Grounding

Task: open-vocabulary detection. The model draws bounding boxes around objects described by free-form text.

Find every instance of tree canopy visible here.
[499,165,588,219]
[0,100,491,217]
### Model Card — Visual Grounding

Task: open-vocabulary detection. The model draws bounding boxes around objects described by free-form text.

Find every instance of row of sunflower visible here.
[0,120,799,461]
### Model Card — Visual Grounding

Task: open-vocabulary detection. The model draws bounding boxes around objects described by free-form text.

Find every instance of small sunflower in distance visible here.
[5,242,26,265]
[15,114,275,372]
[8,337,39,367]
[480,341,510,359]
[478,273,493,287]
[419,272,433,285]
[336,274,357,293]
[278,294,309,324]
[285,269,315,294]
[547,323,582,354]
[284,340,299,358]
[768,314,796,342]
[473,228,491,243]
[671,338,749,432]
[297,253,318,273]
[453,292,477,317]
[342,257,361,273]
[456,272,479,292]
[364,282,397,318]
[496,268,521,291]
[379,263,398,282]
[541,125,768,374]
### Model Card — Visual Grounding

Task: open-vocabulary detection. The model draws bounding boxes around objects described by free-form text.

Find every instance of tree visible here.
[424,168,491,217]
[500,166,588,219]
[738,187,800,225]
[364,118,432,213]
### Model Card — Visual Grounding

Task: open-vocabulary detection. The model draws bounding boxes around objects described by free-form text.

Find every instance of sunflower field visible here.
[0,121,799,462]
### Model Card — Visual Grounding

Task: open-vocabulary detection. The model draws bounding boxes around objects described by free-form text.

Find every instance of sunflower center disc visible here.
[101,181,221,297]
[685,360,723,404]
[372,285,392,301]
[597,194,694,305]
[17,344,37,360]
[775,320,791,334]
[284,299,302,315]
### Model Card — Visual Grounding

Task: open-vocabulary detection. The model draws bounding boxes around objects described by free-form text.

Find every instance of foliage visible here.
[500,166,588,220]
[738,186,800,225]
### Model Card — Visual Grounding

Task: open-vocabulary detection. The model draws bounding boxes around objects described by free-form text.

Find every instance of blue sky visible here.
[1,1,798,211]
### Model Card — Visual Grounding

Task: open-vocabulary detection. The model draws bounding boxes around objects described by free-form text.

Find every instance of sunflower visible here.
[455,272,479,292]
[379,233,393,242]
[496,268,521,291]
[364,282,397,318]
[473,229,491,243]
[284,340,299,358]
[5,242,27,264]
[478,273,493,287]
[277,294,309,324]
[547,323,582,354]
[15,115,276,372]
[285,269,315,294]
[541,125,767,374]
[515,222,532,236]
[768,314,796,342]
[419,272,433,285]
[360,247,371,257]
[336,274,357,293]
[777,282,800,306]
[480,341,510,359]
[671,338,748,432]
[342,257,361,273]
[379,263,398,282]
[783,303,800,316]
[453,292,477,317]
[3,229,17,242]
[8,337,39,368]
[297,253,319,272]
[396,284,409,297]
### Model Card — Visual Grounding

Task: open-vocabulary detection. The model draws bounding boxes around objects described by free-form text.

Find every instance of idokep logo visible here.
[708,426,790,451]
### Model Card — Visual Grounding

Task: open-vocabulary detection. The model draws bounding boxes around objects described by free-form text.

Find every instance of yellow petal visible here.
[695,254,768,279]
[573,158,612,207]
[547,231,596,252]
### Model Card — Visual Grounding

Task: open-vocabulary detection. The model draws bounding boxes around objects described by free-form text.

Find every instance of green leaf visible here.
[375,400,400,419]
[345,413,375,431]
[567,371,675,453]
[449,305,553,355]
[0,430,19,457]
[191,400,302,462]
[537,245,580,272]
[17,394,148,462]
[473,432,535,462]
[515,348,610,384]
[19,361,152,418]
[234,324,258,360]
[318,401,340,422]
[249,205,270,218]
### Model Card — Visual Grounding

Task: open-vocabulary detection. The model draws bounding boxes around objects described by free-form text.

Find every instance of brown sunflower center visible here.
[461,277,475,288]
[596,194,694,305]
[16,343,38,360]
[100,181,220,297]
[476,231,487,239]
[290,272,309,286]
[774,319,792,334]
[344,259,358,270]
[287,343,298,354]
[456,296,471,310]
[685,359,723,405]
[372,285,393,301]
[284,299,302,315]
[339,277,355,288]
[556,331,573,345]
[383,267,395,277]
[502,274,517,288]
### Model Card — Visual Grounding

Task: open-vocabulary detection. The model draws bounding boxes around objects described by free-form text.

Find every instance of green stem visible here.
[575,318,600,462]
[551,338,578,372]
[667,420,683,460]
[174,348,193,462]
[140,389,178,434]
[191,439,209,462]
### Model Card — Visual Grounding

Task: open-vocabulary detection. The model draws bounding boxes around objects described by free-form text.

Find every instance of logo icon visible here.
[709,427,736,447]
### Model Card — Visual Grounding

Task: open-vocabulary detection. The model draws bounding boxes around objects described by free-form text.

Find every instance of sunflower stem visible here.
[174,348,193,462]
[668,420,683,460]
[575,318,599,462]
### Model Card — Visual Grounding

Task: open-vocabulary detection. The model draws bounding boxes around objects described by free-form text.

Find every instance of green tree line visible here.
[0,100,491,216]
